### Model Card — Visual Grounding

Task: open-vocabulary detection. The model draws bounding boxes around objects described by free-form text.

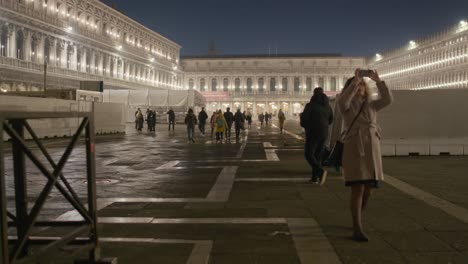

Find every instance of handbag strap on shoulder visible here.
[344,100,366,137]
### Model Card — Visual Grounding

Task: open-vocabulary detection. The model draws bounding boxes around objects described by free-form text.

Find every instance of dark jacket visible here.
[198,110,209,123]
[167,110,175,121]
[303,98,334,140]
[224,111,234,125]
[234,111,244,126]
[184,113,197,128]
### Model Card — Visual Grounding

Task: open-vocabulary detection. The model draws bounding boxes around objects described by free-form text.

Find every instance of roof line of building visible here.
[181,53,344,59]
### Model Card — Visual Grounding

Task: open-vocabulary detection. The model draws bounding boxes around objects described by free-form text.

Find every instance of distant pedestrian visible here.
[198,107,209,136]
[246,112,252,128]
[278,109,286,134]
[167,107,176,132]
[224,107,234,141]
[265,112,271,126]
[258,112,264,126]
[135,109,144,132]
[301,87,333,185]
[135,108,141,130]
[338,69,393,242]
[148,110,157,132]
[184,108,197,143]
[145,109,151,131]
[210,111,216,138]
[215,110,227,143]
[234,109,245,140]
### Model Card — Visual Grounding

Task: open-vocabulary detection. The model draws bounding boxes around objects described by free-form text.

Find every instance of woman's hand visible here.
[369,70,382,82]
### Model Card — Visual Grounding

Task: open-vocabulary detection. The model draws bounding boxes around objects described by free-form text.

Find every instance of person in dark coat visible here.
[223,107,234,141]
[233,109,245,140]
[198,107,209,136]
[258,112,264,126]
[148,110,156,132]
[246,112,253,128]
[302,87,334,185]
[184,108,197,143]
[167,107,176,132]
[265,112,271,126]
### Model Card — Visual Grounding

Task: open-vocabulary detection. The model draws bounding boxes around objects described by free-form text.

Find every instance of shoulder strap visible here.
[344,100,366,137]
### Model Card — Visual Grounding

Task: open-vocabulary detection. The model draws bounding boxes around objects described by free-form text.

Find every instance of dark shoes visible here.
[310,169,328,185]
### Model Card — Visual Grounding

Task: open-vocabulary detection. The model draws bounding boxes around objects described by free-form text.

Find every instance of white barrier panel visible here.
[0,96,125,139]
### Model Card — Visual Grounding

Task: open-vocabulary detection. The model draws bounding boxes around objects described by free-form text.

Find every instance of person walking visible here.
[246,112,252,129]
[184,108,198,143]
[234,109,245,141]
[258,112,264,126]
[301,87,334,185]
[278,109,286,134]
[210,111,216,138]
[265,112,270,126]
[338,69,393,242]
[223,107,234,141]
[167,107,176,132]
[214,110,227,143]
[198,107,209,136]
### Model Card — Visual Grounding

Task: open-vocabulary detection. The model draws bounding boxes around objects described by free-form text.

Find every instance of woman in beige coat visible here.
[338,69,393,242]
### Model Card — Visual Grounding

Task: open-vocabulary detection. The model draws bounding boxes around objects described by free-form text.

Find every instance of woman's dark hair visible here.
[343,77,355,91]
[188,108,193,114]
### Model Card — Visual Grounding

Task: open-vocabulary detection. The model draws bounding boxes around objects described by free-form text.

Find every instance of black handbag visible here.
[325,101,366,168]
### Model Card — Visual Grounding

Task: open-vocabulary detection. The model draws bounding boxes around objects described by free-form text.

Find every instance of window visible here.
[189,79,194,89]
[294,77,300,92]
[0,26,8,57]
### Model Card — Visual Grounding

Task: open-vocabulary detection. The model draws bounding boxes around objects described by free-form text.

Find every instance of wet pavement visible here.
[3,120,468,263]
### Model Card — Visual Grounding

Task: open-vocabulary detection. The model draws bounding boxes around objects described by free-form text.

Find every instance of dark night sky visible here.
[101,0,468,57]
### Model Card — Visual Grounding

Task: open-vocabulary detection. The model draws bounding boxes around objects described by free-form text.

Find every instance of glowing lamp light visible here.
[408,40,418,50]
[376,53,383,61]
[150,58,155,62]
[461,20,468,27]
[66,26,73,32]
[116,45,122,51]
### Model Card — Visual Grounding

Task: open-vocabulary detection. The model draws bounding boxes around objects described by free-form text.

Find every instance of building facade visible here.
[181,54,365,117]
[0,0,183,94]
[368,20,468,90]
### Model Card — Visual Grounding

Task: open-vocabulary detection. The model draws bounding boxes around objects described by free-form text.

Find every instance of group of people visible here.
[258,112,273,126]
[301,69,392,242]
[134,108,157,132]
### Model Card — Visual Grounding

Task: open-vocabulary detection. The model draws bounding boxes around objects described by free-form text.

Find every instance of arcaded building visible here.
[181,54,365,117]
[0,0,183,94]
[368,20,468,90]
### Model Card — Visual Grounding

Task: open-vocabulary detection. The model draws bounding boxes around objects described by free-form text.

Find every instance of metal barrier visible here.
[0,112,114,264]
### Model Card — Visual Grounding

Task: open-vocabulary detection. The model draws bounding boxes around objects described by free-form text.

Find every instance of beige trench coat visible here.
[337,81,393,183]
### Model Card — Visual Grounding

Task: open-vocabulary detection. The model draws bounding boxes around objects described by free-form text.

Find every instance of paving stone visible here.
[402,252,468,264]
